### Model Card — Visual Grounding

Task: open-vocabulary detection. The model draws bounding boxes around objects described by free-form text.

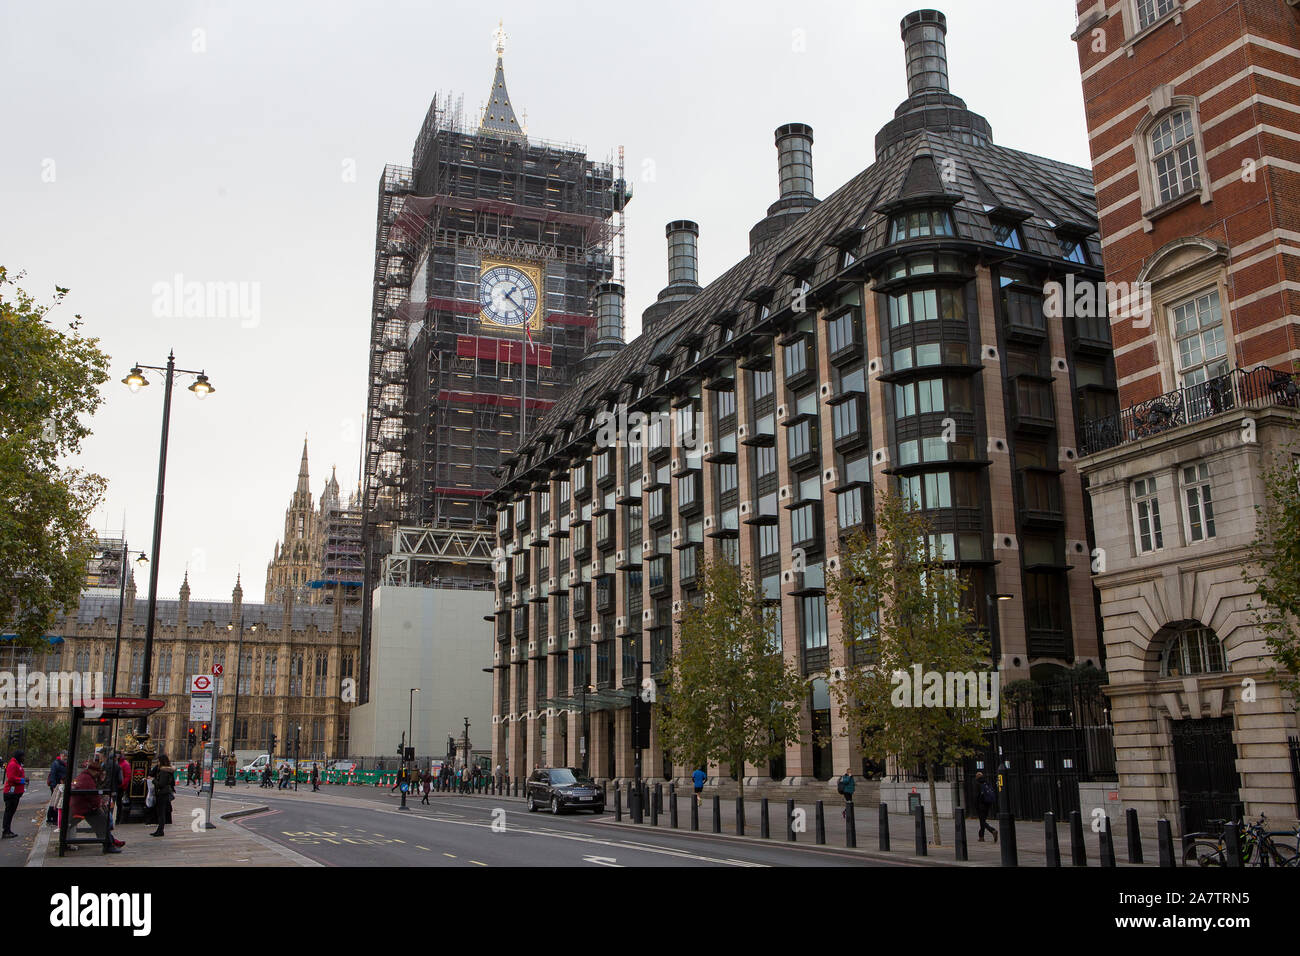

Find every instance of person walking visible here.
[691,766,706,807]
[46,750,67,826]
[278,763,291,791]
[102,750,123,826]
[837,768,856,819]
[3,749,26,838]
[974,771,998,843]
[117,753,131,818]
[70,757,124,853]
[310,763,320,793]
[150,756,175,837]
[420,770,431,805]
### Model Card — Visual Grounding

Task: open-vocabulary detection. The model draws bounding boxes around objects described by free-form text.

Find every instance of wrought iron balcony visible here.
[1079,365,1299,456]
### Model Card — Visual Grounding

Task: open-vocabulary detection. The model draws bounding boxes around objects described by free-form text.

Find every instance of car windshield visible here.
[549,769,591,785]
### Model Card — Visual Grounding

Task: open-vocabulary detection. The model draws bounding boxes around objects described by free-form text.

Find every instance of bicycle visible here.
[1183,814,1299,867]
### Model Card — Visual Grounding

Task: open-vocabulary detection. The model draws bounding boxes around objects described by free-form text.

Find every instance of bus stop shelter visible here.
[58,696,164,857]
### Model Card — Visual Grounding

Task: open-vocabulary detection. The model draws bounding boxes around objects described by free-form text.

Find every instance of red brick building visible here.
[1072,0,1300,833]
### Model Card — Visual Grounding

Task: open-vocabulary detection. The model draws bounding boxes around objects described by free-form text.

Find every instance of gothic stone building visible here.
[488,10,1118,789]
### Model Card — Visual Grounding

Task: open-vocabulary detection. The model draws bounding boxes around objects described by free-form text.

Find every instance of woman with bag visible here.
[151,755,175,837]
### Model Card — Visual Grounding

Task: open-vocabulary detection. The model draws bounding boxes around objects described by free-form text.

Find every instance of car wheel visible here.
[591,805,604,815]
[551,797,560,815]
[527,793,537,812]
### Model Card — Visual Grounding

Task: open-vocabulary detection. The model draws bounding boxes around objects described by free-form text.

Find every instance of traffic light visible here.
[397,742,405,758]
[188,727,196,749]
[201,723,210,742]
[269,733,277,752]
[404,747,415,762]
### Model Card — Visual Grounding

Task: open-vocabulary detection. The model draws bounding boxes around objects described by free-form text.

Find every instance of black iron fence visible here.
[1079,365,1299,456]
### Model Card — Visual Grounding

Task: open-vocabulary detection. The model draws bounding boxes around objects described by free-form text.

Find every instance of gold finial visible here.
[493,19,507,57]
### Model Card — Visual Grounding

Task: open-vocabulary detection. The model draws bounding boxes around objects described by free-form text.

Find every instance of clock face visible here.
[479,265,539,328]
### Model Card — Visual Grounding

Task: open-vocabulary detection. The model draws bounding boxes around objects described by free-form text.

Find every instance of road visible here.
[211,786,902,867]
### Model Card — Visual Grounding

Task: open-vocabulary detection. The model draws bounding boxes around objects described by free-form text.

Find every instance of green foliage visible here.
[16,718,71,767]
[658,558,805,797]
[1244,448,1300,703]
[828,490,990,841]
[0,267,110,645]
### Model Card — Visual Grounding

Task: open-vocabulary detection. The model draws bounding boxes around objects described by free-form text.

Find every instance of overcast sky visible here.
[0,0,1089,604]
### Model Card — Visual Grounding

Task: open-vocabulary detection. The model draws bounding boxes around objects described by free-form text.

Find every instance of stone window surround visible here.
[1130,472,1165,554]
[1135,239,1234,394]
[1132,88,1212,230]
[1178,459,1217,544]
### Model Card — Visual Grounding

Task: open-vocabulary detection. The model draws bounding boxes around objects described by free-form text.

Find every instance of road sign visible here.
[190,674,213,693]
[189,693,213,720]
[211,663,223,676]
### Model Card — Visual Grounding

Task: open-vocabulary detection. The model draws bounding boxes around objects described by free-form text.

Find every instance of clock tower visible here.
[358,26,630,694]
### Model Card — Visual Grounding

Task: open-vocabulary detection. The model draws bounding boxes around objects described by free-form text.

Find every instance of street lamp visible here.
[122,352,216,729]
[106,545,148,698]
[580,683,594,776]
[408,688,419,762]
[986,591,1014,817]
[225,616,258,786]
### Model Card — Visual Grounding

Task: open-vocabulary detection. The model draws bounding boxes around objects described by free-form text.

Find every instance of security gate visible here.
[1172,717,1241,834]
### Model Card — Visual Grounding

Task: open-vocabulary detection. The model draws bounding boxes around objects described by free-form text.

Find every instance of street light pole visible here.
[122,353,214,732]
[986,591,1015,817]
[109,544,148,698]
[225,616,255,786]
[462,716,470,779]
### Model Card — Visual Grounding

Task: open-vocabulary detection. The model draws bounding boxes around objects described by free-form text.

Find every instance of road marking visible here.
[469,860,486,866]
[583,855,621,867]
[416,846,431,851]
[443,852,456,858]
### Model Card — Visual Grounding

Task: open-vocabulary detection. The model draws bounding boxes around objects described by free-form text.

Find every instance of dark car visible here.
[526,767,604,814]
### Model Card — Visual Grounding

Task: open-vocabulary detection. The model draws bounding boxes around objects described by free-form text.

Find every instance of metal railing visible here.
[1080,365,1299,456]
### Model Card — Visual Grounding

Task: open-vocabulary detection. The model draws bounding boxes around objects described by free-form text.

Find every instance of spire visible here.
[479,22,526,141]
[297,436,311,496]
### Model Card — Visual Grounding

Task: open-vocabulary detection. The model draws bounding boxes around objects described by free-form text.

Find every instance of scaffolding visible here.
[360,88,629,697]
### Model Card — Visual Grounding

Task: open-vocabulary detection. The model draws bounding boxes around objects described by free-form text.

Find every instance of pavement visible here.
[3,778,1163,867]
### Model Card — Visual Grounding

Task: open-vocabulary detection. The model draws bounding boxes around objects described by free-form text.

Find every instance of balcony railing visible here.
[1079,365,1299,456]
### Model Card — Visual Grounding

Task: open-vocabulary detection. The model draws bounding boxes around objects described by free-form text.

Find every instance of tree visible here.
[0,267,110,646]
[1244,447,1300,703]
[657,558,805,799]
[828,490,990,844]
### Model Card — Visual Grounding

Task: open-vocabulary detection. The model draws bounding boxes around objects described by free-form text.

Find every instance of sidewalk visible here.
[28,793,317,867]
[600,788,1159,866]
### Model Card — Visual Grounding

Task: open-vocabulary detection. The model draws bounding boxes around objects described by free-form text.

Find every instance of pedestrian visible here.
[691,766,706,807]
[495,764,502,793]
[310,763,320,792]
[46,750,67,826]
[2,748,26,838]
[102,750,123,826]
[117,753,131,817]
[974,771,998,843]
[279,763,291,791]
[70,757,124,853]
[837,768,856,819]
[420,770,431,805]
[150,755,175,837]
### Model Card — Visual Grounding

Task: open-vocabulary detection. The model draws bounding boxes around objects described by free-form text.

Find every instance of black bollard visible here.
[953,807,968,862]
[913,804,928,856]
[690,791,699,831]
[845,801,857,848]
[631,781,642,824]
[1126,807,1144,864]
[614,782,622,822]
[786,799,796,842]
[1099,815,1117,867]
[669,784,678,829]
[650,785,658,827]
[736,796,745,837]
[1157,818,1177,867]
[1224,820,1242,868]
[760,797,770,839]
[712,795,721,834]
[1001,812,1018,867]
[1069,810,1087,866]
[654,783,662,817]
[879,803,891,851]
[815,800,826,845]
[1043,812,1060,867]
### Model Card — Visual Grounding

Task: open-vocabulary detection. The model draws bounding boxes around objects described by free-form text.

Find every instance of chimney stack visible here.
[750,124,819,254]
[641,220,703,337]
[901,9,949,96]
[582,281,626,371]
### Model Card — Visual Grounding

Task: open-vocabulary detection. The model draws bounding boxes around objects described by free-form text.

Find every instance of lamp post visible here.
[122,354,215,730]
[294,725,301,791]
[224,616,257,786]
[408,688,419,762]
[986,591,1015,816]
[462,716,471,781]
[579,682,594,776]
[106,544,148,697]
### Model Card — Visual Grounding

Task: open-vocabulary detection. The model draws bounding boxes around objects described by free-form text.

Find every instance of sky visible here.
[0,0,1090,604]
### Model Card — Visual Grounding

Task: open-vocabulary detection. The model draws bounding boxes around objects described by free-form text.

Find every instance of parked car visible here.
[526,768,604,814]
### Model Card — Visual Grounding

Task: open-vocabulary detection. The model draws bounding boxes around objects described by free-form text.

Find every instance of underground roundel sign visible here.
[190,675,212,693]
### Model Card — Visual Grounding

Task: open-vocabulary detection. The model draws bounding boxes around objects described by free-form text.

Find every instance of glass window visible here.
[1182,462,1216,542]
[1149,108,1201,205]
[801,595,828,649]
[992,221,1021,250]
[1136,0,1177,31]
[1132,476,1163,553]
[1159,625,1226,677]
[1059,238,1087,264]
[889,209,955,243]
[888,288,964,328]
[1171,289,1227,386]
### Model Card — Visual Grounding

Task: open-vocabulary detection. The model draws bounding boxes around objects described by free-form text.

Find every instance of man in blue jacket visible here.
[691,767,706,806]
[837,768,856,819]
